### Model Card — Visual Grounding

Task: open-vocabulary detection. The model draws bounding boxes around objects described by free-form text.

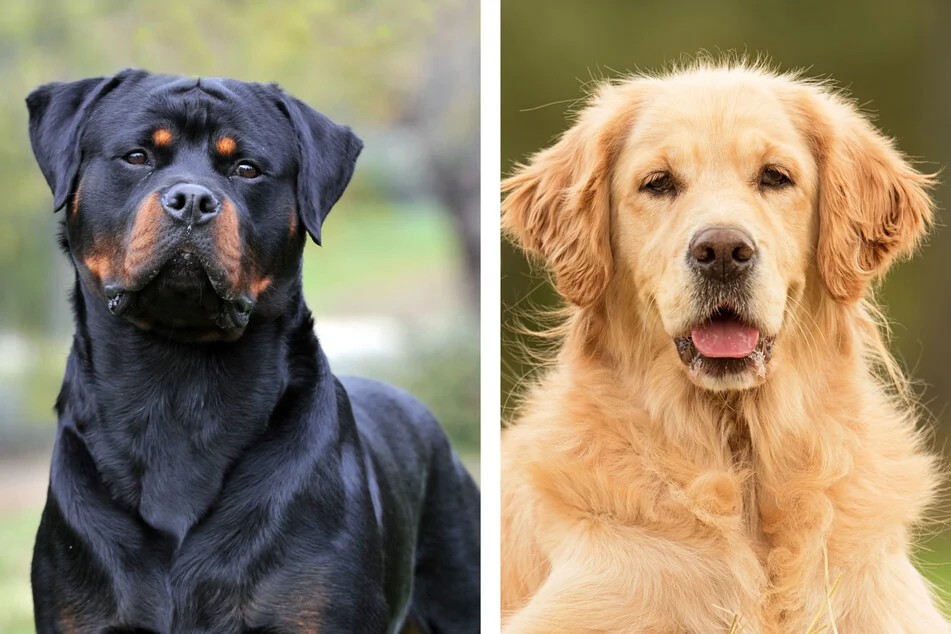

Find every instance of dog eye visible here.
[123,151,149,166]
[642,172,676,196]
[760,166,792,188]
[234,162,261,179]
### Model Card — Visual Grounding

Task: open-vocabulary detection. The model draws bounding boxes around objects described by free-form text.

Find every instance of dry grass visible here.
[715,547,845,633]
[719,571,845,633]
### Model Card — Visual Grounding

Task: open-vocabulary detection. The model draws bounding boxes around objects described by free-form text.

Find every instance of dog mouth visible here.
[674,306,775,382]
[104,251,254,337]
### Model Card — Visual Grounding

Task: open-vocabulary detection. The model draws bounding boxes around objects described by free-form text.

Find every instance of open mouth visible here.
[674,306,775,380]
[104,251,253,337]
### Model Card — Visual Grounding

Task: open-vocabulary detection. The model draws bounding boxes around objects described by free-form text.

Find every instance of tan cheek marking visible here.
[251,276,271,297]
[289,206,298,236]
[216,199,243,285]
[216,136,237,156]
[124,193,165,280]
[152,128,173,147]
[83,252,111,280]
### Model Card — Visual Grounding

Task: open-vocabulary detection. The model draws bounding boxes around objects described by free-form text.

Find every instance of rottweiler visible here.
[25,69,480,633]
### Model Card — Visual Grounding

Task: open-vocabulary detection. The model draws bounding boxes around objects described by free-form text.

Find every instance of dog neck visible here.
[55,275,326,541]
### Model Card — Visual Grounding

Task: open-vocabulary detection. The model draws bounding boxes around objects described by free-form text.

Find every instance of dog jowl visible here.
[26,70,480,633]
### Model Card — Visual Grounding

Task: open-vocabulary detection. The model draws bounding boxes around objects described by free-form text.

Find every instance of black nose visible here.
[160,184,221,225]
[688,226,757,282]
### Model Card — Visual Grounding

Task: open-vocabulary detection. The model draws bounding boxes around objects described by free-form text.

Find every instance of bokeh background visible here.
[0,1,478,630]
[502,0,951,605]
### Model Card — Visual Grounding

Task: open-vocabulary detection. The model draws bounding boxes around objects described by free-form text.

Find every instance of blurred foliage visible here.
[501,0,951,454]
[302,203,456,311]
[376,327,481,452]
[0,509,37,634]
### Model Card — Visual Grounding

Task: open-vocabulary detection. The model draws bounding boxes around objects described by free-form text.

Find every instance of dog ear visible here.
[278,95,363,245]
[26,69,142,211]
[798,88,936,302]
[501,83,637,307]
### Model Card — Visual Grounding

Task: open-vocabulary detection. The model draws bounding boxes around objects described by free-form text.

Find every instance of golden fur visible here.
[501,62,946,633]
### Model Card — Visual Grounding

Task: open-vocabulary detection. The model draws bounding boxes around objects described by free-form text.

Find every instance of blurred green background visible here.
[0,0,478,630]
[501,0,951,608]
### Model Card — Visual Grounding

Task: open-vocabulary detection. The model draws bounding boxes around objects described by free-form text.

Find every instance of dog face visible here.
[27,69,362,342]
[503,66,933,392]
[613,73,818,391]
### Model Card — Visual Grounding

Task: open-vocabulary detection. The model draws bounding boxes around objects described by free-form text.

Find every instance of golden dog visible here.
[501,62,947,633]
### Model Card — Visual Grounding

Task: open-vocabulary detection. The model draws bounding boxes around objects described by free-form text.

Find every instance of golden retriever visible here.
[500,62,947,633]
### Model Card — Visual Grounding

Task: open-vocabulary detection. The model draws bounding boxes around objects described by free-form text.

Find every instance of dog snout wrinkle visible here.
[689,226,756,282]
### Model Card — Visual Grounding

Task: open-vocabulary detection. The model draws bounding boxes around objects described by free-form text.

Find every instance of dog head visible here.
[503,65,933,392]
[27,69,362,342]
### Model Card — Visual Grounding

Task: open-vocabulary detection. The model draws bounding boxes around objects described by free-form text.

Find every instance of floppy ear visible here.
[26,70,140,211]
[278,95,363,245]
[501,83,637,307]
[799,88,936,302]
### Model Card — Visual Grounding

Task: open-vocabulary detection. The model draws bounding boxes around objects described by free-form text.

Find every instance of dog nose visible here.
[160,184,221,225]
[689,226,756,282]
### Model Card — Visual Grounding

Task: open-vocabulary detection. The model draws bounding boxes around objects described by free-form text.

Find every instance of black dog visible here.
[26,69,480,633]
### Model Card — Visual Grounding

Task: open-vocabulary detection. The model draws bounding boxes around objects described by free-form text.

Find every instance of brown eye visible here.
[234,162,260,179]
[642,171,676,196]
[123,151,148,165]
[760,166,792,188]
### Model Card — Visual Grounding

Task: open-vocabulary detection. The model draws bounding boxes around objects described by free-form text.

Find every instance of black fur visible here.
[25,70,479,633]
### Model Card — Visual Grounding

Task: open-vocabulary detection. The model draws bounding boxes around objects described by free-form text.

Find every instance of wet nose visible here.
[160,184,221,225]
[688,226,757,282]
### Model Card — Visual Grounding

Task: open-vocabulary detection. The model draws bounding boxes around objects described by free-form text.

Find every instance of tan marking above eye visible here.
[216,137,237,156]
[152,129,173,147]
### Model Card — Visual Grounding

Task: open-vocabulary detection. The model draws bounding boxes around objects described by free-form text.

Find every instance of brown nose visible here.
[688,226,756,282]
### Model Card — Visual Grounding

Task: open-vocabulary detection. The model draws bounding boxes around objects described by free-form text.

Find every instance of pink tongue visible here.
[691,320,759,358]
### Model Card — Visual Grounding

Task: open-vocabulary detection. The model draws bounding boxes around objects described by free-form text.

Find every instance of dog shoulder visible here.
[340,375,438,431]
